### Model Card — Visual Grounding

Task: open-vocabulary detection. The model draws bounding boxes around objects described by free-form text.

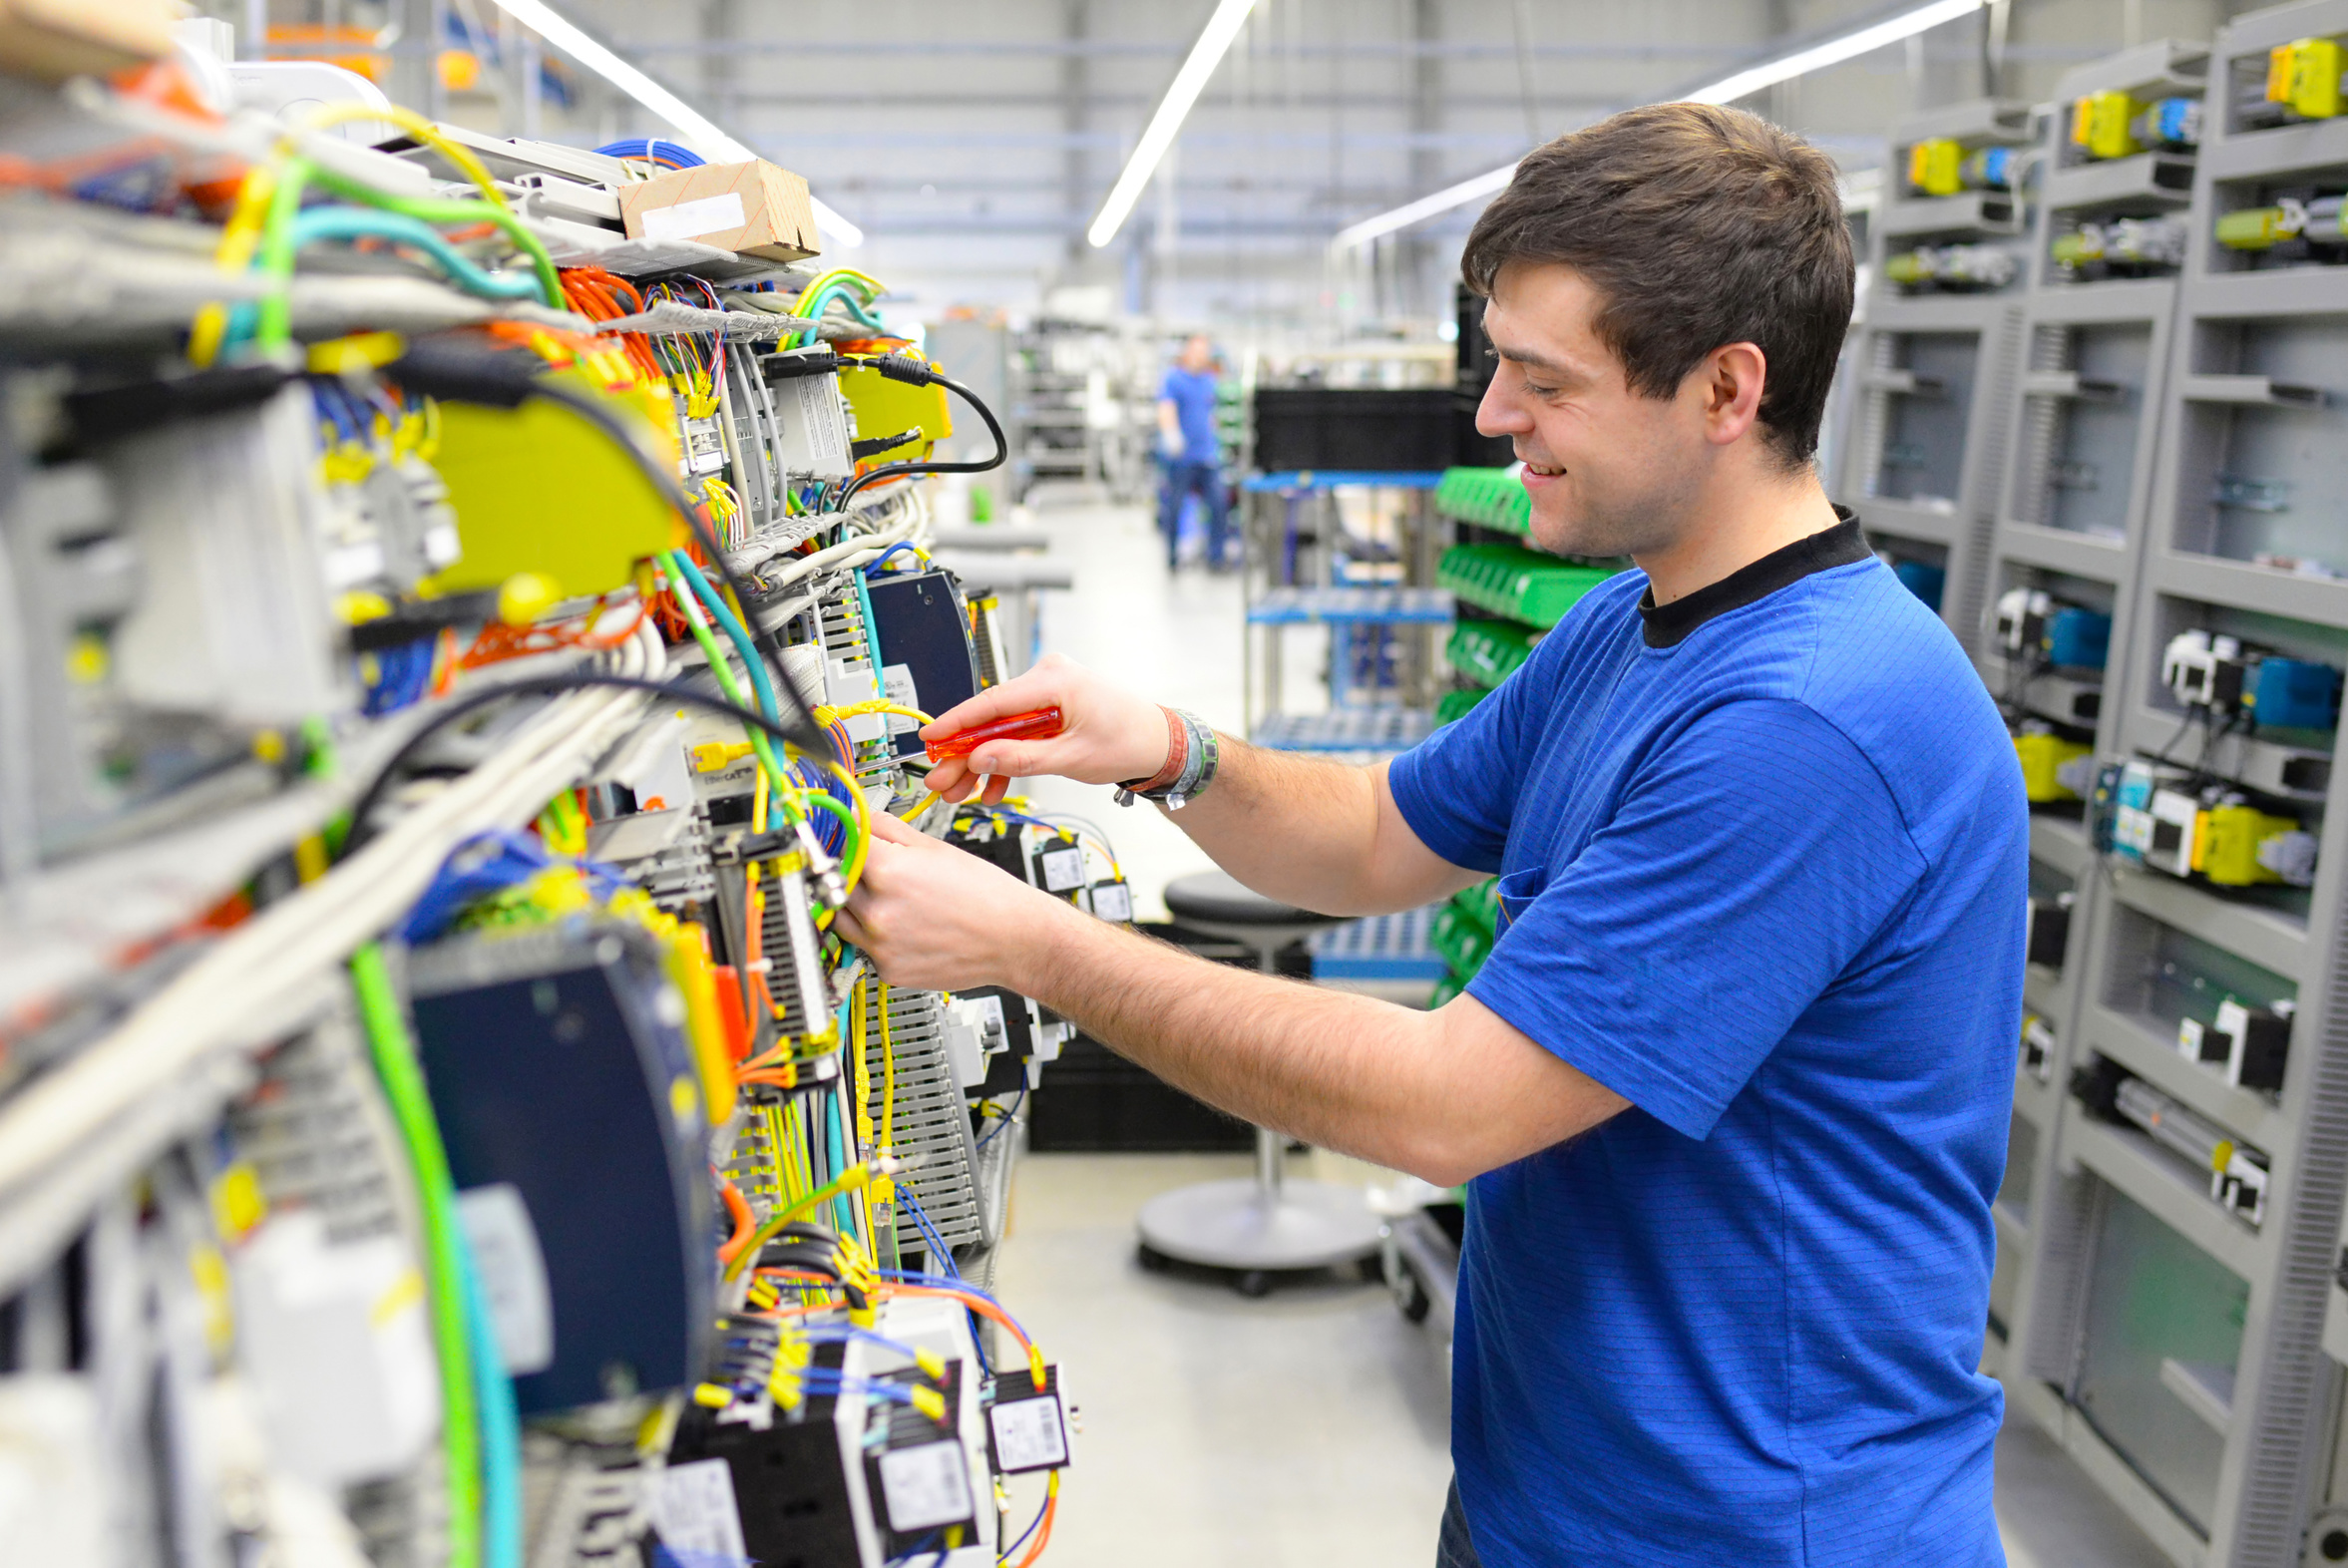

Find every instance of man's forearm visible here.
[1150,740,1458,916]
[1013,904,1460,1178]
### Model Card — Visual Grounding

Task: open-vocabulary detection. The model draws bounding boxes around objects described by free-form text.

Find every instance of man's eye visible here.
[1523,379,1557,397]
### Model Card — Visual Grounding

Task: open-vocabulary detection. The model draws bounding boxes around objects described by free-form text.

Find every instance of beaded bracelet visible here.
[1114,707,1220,810]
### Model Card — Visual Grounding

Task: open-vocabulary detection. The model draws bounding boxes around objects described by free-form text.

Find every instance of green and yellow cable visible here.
[351,945,482,1568]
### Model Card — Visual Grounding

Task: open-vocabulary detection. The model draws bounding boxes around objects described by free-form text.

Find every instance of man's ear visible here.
[1703,342,1768,447]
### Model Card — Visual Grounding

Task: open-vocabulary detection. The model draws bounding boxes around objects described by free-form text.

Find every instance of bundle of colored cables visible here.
[190,102,565,366]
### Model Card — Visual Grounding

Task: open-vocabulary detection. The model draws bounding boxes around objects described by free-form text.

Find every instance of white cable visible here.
[0,689,645,1201]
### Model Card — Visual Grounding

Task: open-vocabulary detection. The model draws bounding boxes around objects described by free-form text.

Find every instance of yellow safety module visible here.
[1907,138,1964,197]
[2071,91,2138,160]
[2267,37,2343,121]
[839,356,954,467]
[419,368,687,599]
[2014,731,2091,803]
[2195,803,2297,887]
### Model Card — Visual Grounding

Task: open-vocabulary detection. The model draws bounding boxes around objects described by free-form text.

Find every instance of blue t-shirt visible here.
[1159,366,1220,462]
[1389,516,2025,1566]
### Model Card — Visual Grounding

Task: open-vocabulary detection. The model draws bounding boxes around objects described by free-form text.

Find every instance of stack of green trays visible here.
[1437,544,1619,628]
[1432,466,1532,535]
[1433,686,1488,726]
[1446,620,1541,688]
[1428,878,1501,1006]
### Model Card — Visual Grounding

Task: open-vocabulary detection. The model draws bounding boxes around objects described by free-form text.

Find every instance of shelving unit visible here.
[1836,100,2039,655]
[1987,39,2208,1405]
[1991,11,2348,1564]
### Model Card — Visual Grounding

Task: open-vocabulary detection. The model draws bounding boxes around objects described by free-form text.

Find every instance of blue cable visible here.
[1000,1487,1051,1562]
[862,543,923,577]
[894,1187,959,1279]
[974,1083,1025,1152]
[593,138,705,168]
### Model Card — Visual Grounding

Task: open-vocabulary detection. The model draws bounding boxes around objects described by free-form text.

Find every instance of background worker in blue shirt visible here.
[1156,333,1232,570]
[842,102,2026,1567]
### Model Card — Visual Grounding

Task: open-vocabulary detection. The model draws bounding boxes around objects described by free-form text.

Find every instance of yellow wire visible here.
[877,982,897,1208]
[298,102,513,211]
[821,757,874,893]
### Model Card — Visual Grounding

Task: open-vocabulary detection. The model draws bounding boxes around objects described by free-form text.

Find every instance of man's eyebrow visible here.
[1487,340,1573,376]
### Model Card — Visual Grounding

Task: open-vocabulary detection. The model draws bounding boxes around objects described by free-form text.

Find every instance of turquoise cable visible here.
[459,1248,525,1568]
[667,550,781,723]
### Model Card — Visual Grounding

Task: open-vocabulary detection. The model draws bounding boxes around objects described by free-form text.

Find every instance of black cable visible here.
[341,672,805,856]
[833,367,1008,510]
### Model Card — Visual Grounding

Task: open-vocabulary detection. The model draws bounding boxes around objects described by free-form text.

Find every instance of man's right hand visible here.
[920,652,1172,805]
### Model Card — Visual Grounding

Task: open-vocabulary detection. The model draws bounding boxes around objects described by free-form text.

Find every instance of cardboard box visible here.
[617,160,821,262]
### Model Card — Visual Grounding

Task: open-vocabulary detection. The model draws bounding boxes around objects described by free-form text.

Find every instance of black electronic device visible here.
[865,568,981,760]
[407,922,714,1413]
[666,1344,873,1568]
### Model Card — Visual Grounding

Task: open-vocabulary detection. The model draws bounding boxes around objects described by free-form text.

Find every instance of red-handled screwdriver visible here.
[924,706,1065,764]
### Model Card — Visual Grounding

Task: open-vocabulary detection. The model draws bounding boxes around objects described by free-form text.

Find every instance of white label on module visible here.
[455,1184,555,1375]
[989,1394,1069,1472]
[682,417,727,474]
[1090,882,1133,924]
[882,663,921,733]
[876,1439,973,1530]
[640,191,746,242]
[1037,845,1085,893]
[649,1457,748,1564]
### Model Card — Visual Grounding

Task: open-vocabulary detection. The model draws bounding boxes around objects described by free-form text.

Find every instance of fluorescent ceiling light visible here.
[1332,0,1989,251]
[1685,0,1986,104]
[484,0,865,248]
[1087,0,1259,248]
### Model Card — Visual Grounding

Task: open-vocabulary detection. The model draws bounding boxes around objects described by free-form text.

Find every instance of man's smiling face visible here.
[1474,260,1719,563]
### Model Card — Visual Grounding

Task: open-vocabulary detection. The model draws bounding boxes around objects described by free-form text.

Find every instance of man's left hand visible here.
[834,810,1082,993]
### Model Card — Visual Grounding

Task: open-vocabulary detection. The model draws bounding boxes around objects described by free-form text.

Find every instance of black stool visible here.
[1136,871,1384,1295]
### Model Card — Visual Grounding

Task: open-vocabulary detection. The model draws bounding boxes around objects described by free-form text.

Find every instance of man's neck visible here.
[1635,468,1843,606]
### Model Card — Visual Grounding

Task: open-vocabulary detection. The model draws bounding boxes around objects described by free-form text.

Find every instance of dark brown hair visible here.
[1460,102,1853,470]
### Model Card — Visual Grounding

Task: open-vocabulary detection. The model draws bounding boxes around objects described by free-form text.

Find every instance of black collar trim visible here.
[1636,509,1870,649]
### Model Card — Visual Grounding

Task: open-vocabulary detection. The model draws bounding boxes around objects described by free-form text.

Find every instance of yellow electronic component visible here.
[2197,804,2295,886]
[838,358,953,466]
[497,571,563,626]
[692,1382,731,1408]
[419,369,686,600]
[209,1161,267,1241]
[2072,91,2139,160]
[1907,138,1964,196]
[2268,37,2343,121]
[910,1385,948,1421]
[2014,732,2090,803]
[306,330,405,376]
[2215,204,2294,249]
[691,739,755,773]
[662,930,739,1125]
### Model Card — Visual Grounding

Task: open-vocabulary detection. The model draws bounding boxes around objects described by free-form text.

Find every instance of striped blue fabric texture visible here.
[1389,548,2027,1566]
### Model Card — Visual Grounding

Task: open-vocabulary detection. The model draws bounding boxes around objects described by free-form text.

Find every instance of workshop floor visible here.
[989,492,2169,1568]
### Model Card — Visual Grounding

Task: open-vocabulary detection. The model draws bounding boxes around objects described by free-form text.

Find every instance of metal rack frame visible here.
[1837,99,2038,657]
[2000,10,2348,1563]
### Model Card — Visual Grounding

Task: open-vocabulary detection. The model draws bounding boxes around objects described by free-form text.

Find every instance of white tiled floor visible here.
[985,492,2171,1567]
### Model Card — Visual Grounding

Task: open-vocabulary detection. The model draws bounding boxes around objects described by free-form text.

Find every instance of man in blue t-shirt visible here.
[1158,334,1232,570]
[842,103,2025,1566]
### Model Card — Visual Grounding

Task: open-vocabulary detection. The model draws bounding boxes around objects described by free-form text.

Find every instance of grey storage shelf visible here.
[2001,9,2348,1564]
[1988,49,2209,1435]
[1837,100,2037,659]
